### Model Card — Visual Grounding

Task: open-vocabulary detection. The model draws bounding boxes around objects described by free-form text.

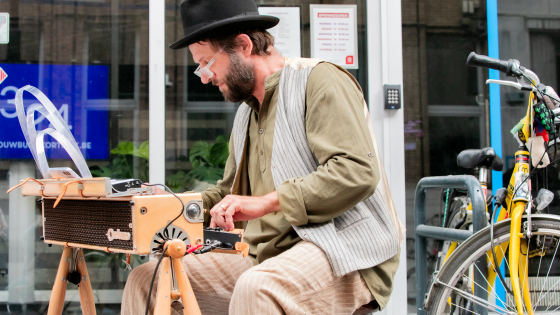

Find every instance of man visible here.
[122,0,402,314]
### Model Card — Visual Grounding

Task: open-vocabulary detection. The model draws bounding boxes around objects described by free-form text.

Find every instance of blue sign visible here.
[0,64,109,160]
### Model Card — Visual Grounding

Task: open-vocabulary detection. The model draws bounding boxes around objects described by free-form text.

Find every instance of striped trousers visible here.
[121,241,373,314]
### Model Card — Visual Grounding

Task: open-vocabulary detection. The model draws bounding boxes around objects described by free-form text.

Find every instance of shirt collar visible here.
[243,58,287,112]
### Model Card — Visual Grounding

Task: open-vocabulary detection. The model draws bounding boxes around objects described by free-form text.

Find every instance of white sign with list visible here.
[310,5,358,69]
[258,7,301,58]
[0,13,9,44]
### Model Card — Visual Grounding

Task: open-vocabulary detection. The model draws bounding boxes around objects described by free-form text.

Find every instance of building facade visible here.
[0,0,558,314]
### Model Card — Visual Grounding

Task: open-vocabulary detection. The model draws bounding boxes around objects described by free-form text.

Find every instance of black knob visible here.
[494,188,507,208]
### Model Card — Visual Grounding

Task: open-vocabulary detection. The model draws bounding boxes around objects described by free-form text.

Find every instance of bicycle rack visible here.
[414,175,487,315]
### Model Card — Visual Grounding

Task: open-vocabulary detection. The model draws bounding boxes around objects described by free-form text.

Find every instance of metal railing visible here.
[414,175,487,315]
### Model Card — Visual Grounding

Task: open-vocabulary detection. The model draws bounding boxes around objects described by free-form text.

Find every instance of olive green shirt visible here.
[200,62,399,309]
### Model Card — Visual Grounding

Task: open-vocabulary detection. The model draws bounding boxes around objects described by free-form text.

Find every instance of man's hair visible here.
[206,29,275,56]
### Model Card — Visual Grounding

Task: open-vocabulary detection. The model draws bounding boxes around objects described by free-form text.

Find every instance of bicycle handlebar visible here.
[466,52,508,73]
[466,52,525,78]
[467,51,541,87]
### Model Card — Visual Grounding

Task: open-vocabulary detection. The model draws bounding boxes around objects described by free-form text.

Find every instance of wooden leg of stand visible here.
[76,249,96,315]
[154,257,172,315]
[173,257,202,315]
[47,247,71,315]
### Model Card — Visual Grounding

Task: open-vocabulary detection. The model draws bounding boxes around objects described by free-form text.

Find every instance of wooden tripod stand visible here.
[48,247,96,315]
[47,241,203,315]
[154,239,202,315]
[45,237,248,314]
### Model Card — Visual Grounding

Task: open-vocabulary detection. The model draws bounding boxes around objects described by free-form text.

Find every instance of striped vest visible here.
[231,58,403,277]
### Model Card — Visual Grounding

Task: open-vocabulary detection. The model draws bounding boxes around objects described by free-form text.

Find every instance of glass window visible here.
[401,0,488,311]
[498,2,560,210]
[0,0,149,311]
[404,0,560,313]
[164,0,369,194]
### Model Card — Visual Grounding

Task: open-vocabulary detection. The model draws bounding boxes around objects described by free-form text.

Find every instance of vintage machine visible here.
[7,85,248,315]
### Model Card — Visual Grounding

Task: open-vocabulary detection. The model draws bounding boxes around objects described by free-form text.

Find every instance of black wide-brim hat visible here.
[169,0,280,50]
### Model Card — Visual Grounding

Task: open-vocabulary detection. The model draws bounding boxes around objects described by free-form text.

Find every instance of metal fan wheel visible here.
[150,223,190,255]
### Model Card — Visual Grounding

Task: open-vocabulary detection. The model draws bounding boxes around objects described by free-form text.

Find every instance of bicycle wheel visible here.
[427,215,560,315]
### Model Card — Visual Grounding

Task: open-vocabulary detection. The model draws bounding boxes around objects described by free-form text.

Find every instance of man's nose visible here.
[200,73,214,84]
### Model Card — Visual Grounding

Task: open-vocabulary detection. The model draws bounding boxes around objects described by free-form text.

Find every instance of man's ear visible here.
[236,34,253,57]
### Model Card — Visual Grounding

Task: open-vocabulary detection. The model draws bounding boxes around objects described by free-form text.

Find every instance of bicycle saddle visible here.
[457,147,503,171]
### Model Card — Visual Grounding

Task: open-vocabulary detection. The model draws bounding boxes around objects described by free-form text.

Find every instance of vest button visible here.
[368,152,374,158]
[259,129,264,134]
[260,151,264,155]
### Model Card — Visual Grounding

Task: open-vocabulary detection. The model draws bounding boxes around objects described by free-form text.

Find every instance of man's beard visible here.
[216,53,256,102]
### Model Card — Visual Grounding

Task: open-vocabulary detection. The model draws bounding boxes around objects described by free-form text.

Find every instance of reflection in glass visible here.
[0,0,149,312]
[164,0,369,194]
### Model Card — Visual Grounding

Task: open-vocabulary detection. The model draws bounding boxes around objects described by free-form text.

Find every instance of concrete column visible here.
[8,162,37,304]
[368,0,407,314]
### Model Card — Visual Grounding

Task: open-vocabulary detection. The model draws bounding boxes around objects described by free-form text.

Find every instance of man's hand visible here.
[209,192,281,231]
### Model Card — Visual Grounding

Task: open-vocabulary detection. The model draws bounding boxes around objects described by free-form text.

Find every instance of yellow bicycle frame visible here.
[496,91,537,314]
[506,91,538,314]
[482,148,531,314]
[442,91,538,314]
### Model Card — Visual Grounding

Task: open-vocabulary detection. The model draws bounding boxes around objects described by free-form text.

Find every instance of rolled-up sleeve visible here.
[277,63,381,226]
[200,135,236,223]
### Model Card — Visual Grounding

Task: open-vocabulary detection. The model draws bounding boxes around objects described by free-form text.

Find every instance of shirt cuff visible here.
[201,192,213,224]
[277,178,309,226]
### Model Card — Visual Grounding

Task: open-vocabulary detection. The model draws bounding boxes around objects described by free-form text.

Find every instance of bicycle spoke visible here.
[436,279,516,314]
[448,301,483,315]
[485,251,509,293]
[534,236,547,311]
[535,236,547,282]
[499,243,515,308]
[430,220,560,315]
[534,241,560,310]
[499,244,512,275]
[534,236,556,313]
[543,293,560,313]
[470,279,516,314]
[478,255,514,311]
[470,276,512,312]
[548,301,560,313]
[533,277,560,310]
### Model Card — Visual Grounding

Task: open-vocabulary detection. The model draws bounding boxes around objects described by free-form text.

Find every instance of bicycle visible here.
[424,52,560,315]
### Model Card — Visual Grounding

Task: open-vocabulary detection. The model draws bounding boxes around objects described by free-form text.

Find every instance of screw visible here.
[140,207,147,215]
[82,276,87,281]
[65,258,70,263]
[176,247,181,251]
[196,238,202,245]
[62,277,67,282]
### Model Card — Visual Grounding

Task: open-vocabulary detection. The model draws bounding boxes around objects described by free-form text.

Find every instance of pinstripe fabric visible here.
[121,252,253,315]
[230,58,399,277]
[120,242,371,315]
[229,241,372,315]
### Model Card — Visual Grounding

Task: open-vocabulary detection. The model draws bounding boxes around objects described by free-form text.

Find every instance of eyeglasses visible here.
[194,49,223,80]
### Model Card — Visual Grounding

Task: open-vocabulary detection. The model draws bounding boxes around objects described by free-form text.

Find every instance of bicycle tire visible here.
[427,215,560,315]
